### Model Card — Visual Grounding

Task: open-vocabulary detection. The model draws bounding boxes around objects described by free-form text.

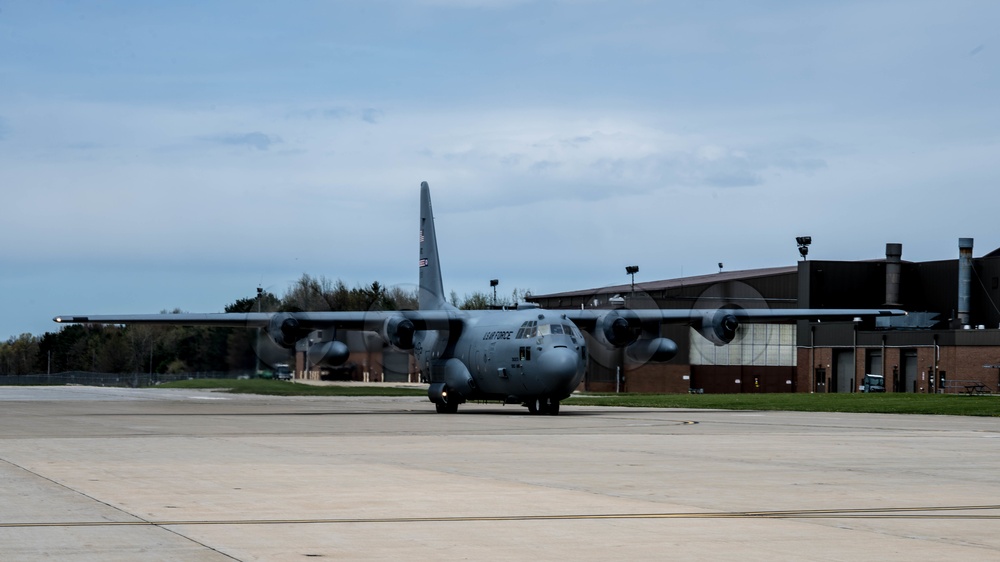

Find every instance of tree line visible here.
[0,275,529,376]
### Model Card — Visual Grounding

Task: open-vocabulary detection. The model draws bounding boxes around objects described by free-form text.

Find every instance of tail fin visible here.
[418,181,450,310]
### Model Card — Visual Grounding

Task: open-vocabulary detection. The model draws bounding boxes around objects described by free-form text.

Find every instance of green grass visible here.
[152,380,999,416]
[154,379,426,397]
[565,392,1000,416]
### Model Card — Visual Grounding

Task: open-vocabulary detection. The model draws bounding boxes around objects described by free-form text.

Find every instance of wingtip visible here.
[53,316,88,323]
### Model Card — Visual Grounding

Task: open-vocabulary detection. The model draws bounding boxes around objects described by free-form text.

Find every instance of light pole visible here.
[621,266,639,394]
[490,279,499,308]
[625,265,639,297]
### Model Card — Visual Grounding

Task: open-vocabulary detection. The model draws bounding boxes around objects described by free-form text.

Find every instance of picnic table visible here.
[964,383,991,395]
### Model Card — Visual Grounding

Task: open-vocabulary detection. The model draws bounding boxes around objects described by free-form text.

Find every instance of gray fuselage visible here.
[414,308,587,402]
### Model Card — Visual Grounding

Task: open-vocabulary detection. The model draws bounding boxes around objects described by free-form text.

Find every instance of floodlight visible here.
[796,236,812,260]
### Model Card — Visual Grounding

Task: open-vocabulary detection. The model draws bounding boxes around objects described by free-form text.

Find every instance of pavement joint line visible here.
[0,456,241,559]
[5,505,1000,528]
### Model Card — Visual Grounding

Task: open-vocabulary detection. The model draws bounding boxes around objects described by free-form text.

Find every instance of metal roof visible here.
[530,265,798,300]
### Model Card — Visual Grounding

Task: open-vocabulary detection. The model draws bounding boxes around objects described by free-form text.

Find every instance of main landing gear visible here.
[435,395,459,414]
[526,397,560,416]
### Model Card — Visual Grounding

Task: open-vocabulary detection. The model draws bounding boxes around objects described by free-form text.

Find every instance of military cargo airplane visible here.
[55,182,906,415]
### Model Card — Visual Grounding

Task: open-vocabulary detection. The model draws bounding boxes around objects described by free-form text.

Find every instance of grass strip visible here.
[154,380,999,416]
[566,392,1000,416]
[155,379,425,397]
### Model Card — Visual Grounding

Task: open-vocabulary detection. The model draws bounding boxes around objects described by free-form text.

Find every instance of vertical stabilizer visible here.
[419,182,450,310]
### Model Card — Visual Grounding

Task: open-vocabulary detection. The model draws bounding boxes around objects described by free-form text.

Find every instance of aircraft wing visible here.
[52,310,462,342]
[54,310,459,331]
[560,307,907,328]
[54,313,276,328]
[54,310,465,368]
[559,307,906,348]
[54,310,464,357]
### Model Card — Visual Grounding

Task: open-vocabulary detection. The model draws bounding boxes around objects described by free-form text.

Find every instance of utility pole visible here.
[255,287,263,374]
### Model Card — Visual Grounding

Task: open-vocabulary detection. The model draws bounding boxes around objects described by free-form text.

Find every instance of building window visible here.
[689,323,797,366]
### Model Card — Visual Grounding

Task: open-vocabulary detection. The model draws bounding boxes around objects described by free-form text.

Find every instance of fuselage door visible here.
[475,340,497,375]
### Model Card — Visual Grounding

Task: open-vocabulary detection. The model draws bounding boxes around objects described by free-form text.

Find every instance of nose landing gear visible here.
[430,383,461,414]
[526,397,560,416]
[435,400,459,414]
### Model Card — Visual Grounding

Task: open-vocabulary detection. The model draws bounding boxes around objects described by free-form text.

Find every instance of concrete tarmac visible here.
[1,386,998,561]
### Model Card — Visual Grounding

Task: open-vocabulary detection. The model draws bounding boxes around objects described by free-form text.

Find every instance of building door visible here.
[866,351,883,378]
[382,350,410,383]
[902,350,919,393]
[814,367,827,393]
[834,350,854,393]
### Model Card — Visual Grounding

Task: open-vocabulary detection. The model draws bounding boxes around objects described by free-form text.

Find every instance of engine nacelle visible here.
[626,337,679,363]
[599,310,640,347]
[267,313,302,348]
[443,358,475,398]
[307,340,350,367]
[381,316,416,350]
[697,309,741,346]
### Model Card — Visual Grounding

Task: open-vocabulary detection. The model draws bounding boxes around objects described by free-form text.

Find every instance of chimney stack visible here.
[885,243,902,306]
[958,238,973,327]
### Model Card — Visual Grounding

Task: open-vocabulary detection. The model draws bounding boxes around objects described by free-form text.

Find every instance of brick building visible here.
[529,239,1000,394]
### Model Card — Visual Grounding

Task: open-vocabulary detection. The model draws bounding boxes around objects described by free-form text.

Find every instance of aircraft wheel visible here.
[528,398,556,415]
[547,400,560,416]
[527,398,543,415]
[435,400,459,414]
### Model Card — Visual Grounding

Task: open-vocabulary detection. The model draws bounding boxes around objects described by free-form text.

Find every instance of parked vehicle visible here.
[274,364,293,381]
[860,374,885,393]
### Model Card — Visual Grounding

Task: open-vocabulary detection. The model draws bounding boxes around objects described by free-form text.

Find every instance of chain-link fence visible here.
[0,371,253,388]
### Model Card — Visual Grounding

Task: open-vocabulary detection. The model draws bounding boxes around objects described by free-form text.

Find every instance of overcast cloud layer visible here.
[2,1,998,339]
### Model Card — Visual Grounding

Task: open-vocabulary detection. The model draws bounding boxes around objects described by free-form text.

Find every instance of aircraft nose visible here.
[537,347,581,387]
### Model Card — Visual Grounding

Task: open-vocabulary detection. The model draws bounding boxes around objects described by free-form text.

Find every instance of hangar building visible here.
[528,239,1000,394]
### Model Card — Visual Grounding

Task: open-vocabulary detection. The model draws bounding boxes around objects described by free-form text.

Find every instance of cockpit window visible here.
[515,321,538,339]
[536,323,573,337]
[520,321,581,339]
[563,324,579,343]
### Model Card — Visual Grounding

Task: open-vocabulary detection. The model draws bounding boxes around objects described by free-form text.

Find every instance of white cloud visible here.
[2,96,991,278]
[2,1,999,339]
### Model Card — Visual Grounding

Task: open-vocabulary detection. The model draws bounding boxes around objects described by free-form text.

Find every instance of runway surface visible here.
[1,386,998,561]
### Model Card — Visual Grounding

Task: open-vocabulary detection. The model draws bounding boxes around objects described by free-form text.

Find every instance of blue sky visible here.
[2,0,998,340]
